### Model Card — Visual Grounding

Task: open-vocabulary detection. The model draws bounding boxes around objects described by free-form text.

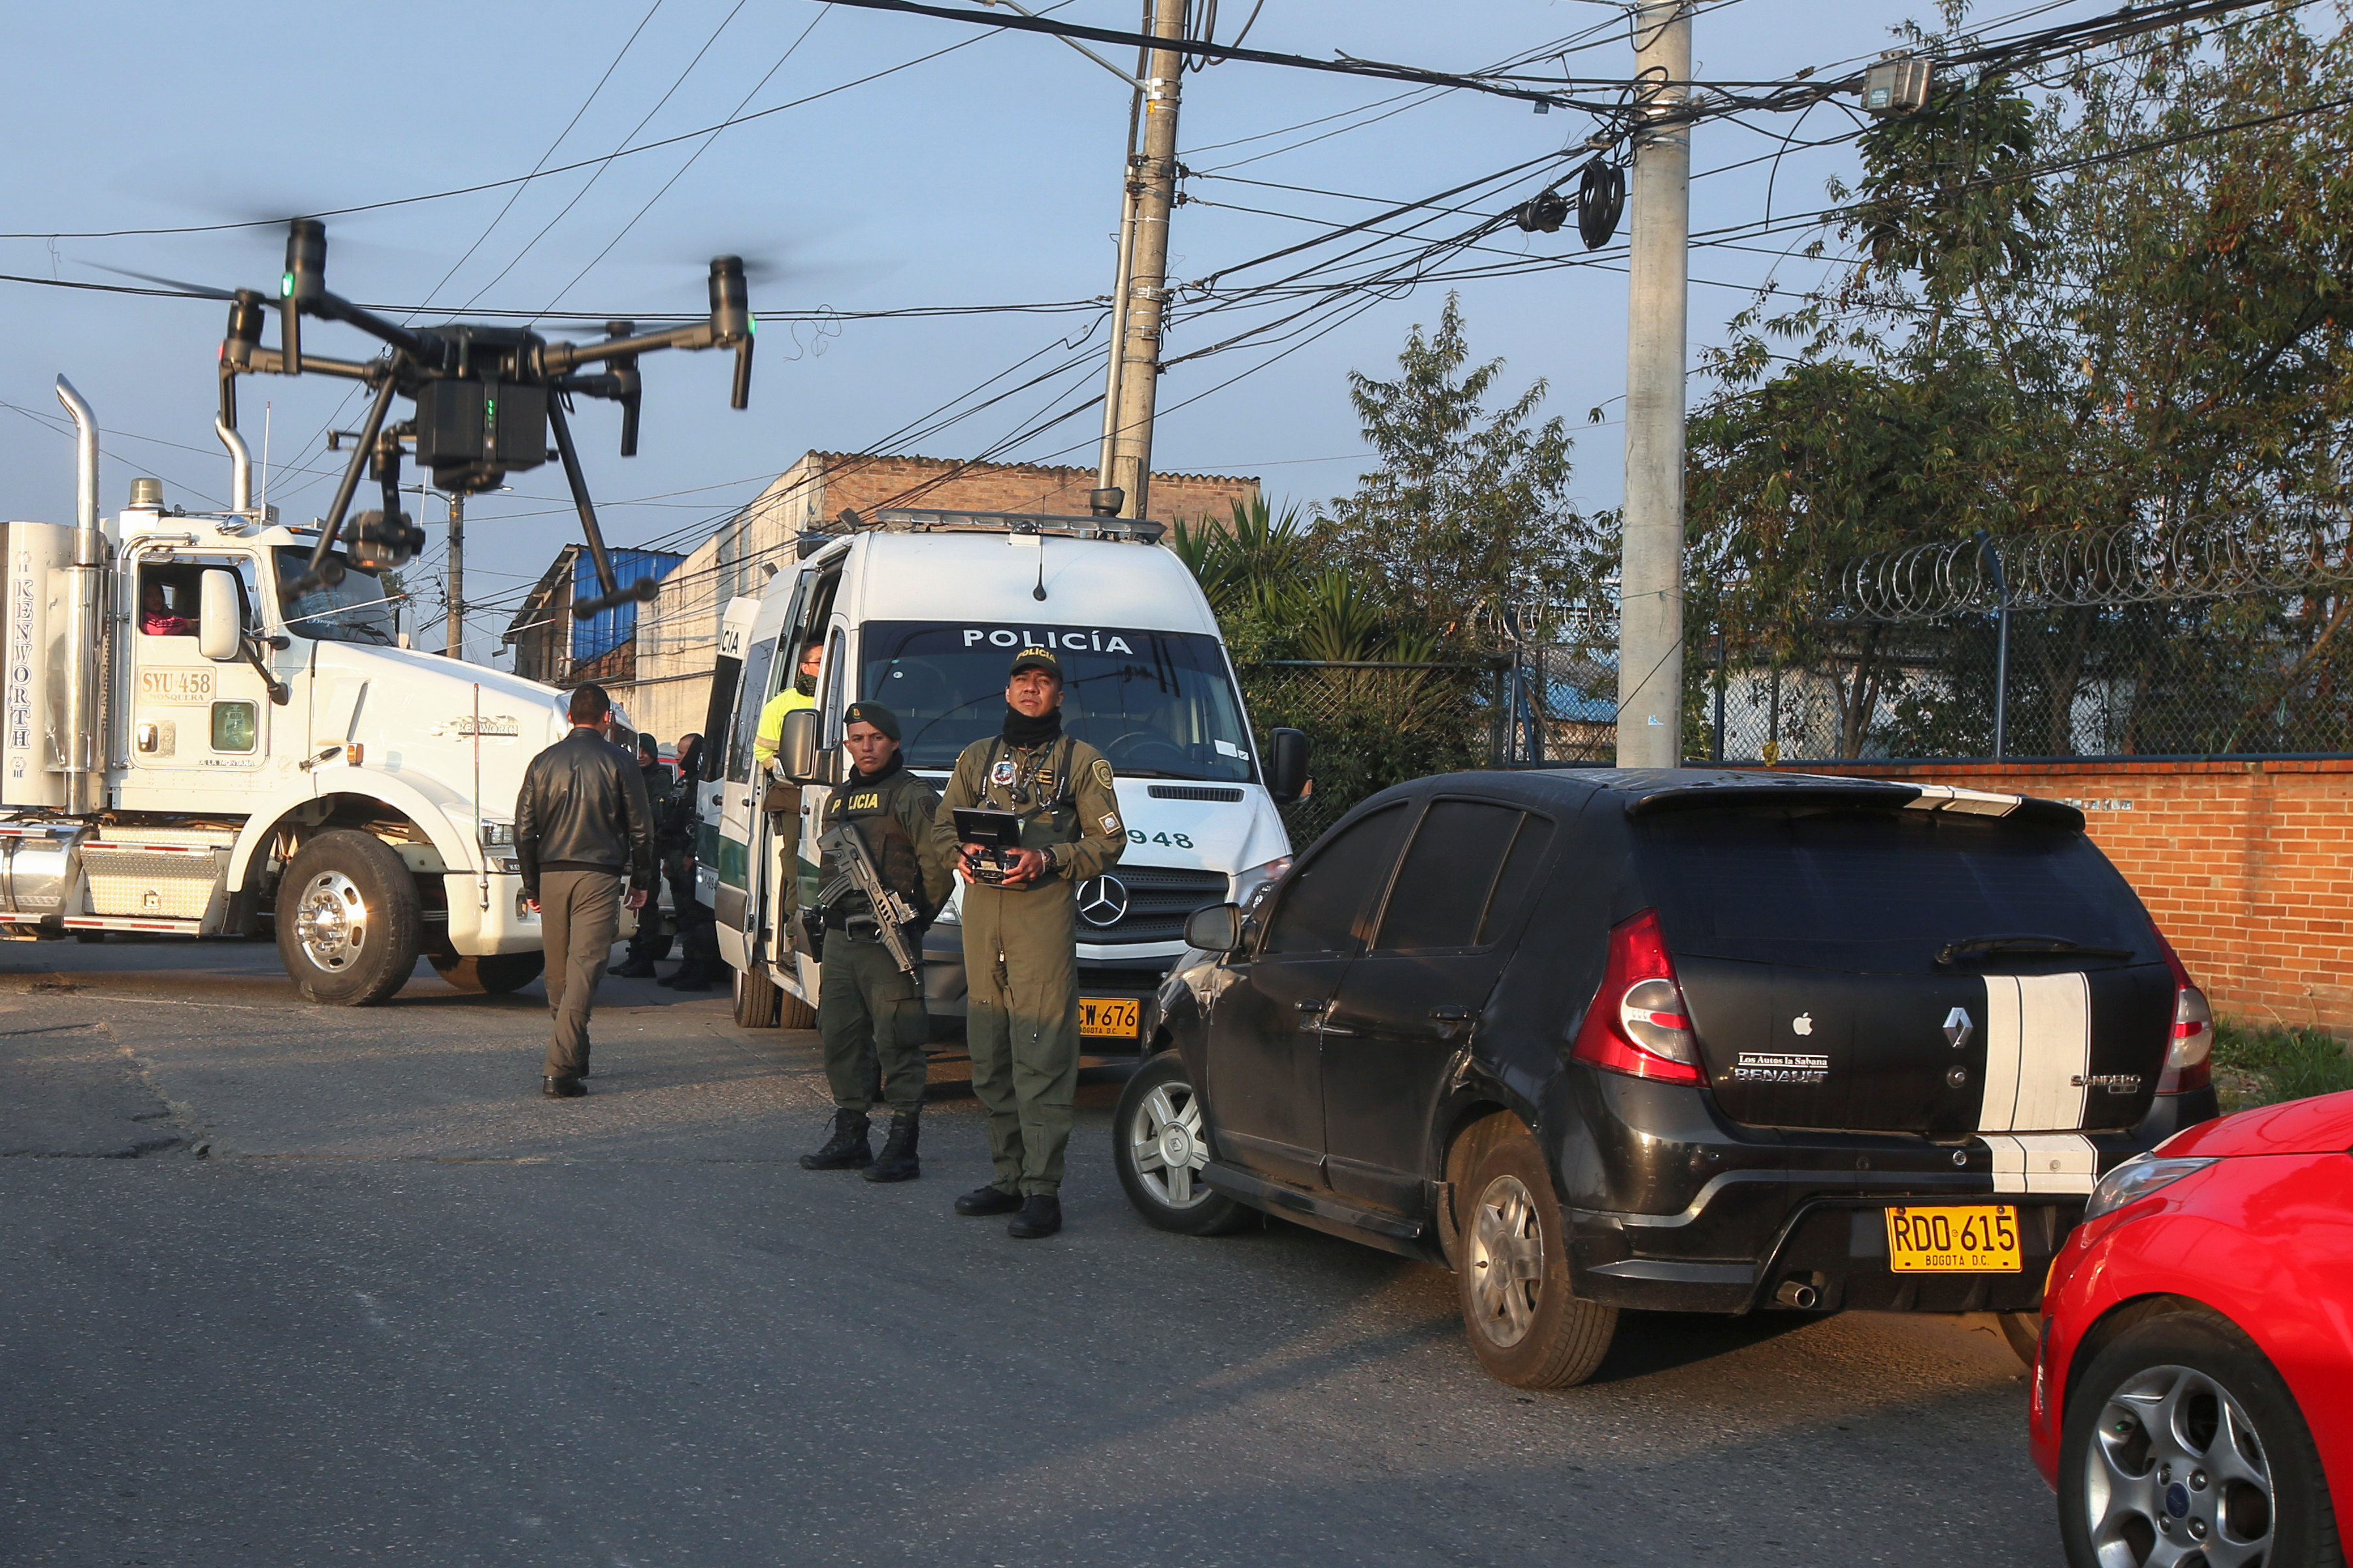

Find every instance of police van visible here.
[700,506,1309,1046]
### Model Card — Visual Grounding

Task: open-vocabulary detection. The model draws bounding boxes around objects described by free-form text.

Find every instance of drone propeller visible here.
[78,261,239,301]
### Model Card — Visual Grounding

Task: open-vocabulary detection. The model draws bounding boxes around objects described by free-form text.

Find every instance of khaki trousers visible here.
[960,879,1080,1196]
[540,869,621,1079]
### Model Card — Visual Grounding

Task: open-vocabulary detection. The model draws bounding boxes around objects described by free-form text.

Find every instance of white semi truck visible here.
[0,378,571,1003]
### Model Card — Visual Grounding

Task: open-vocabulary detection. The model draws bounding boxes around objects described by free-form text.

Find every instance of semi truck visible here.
[700,503,1309,1046]
[0,378,576,1003]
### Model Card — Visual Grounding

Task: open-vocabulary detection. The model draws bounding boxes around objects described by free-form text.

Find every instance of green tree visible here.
[1316,292,1598,647]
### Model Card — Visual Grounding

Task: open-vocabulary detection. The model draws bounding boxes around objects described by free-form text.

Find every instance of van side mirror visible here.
[779,706,822,785]
[1183,902,1245,954]
[197,570,242,663]
[1265,727,1311,805]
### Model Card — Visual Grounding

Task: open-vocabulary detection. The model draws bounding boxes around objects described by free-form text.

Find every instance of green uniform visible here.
[938,730,1126,1196]
[626,762,681,966]
[816,760,955,1117]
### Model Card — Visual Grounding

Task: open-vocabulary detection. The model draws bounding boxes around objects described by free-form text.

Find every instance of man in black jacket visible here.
[516,683,657,1098]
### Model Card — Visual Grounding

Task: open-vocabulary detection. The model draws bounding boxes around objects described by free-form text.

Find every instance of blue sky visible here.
[0,0,2069,657]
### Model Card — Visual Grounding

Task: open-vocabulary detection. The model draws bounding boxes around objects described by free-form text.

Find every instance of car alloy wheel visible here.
[1464,1172,1545,1349]
[2083,1362,2273,1567]
[291,869,367,973]
[1128,1079,1212,1209]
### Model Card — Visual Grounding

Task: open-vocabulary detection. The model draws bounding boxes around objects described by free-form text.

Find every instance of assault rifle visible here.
[815,825,922,977]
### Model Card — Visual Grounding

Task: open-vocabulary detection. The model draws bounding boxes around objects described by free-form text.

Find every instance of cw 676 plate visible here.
[1078,997,1141,1039]
[1884,1205,2023,1273]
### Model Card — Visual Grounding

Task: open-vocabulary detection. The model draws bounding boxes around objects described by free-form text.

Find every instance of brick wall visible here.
[1751,759,2353,1038]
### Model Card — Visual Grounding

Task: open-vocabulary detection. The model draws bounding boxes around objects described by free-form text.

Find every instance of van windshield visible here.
[860,620,1255,780]
[274,548,398,645]
[1636,807,2151,973]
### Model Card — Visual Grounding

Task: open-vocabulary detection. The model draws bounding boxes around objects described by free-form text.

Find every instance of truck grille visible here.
[1074,866,1227,945]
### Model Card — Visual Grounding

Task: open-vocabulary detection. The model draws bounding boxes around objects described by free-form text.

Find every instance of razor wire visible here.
[1839,516,2353,621]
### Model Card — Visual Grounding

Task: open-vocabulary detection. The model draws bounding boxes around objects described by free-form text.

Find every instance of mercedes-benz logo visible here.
[1077,875,1129,928]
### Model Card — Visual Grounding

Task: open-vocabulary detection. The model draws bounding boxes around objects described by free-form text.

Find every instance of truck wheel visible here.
[777,984,815,1030]
[276,830,423,1006]
[1452,1115,1619,1388]
[1112,1051,1251,1235]
[733,963,782,1028]
[1999,1311,2043,1369]
[428,950,546,996]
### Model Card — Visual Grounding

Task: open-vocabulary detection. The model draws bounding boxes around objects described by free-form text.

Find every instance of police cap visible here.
[1008,646,1062,681]
[842,701,901,741]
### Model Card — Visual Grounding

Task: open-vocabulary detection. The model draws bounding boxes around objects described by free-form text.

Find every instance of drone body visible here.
[217,219,753,611]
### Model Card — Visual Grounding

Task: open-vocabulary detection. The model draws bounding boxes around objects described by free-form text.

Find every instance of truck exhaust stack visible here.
[52,376,105,814]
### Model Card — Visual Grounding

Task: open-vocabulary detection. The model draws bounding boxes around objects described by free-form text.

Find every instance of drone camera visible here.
[346,509,427,571]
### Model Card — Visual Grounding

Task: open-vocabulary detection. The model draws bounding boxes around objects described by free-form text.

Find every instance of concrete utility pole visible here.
[444,492,464,659]
[1102,0,1186,522]
[1616,0,1692,768]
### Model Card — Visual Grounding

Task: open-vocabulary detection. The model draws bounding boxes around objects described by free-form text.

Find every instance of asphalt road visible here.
[1,938,2063,1567]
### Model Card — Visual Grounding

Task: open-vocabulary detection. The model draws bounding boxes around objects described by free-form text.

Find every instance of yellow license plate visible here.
[1079,997,1141,1039]
[1884,1205,2023,1273]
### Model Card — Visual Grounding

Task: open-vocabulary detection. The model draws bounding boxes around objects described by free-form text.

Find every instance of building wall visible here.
[1751,758,2353,1039]
[606,451,1259,750]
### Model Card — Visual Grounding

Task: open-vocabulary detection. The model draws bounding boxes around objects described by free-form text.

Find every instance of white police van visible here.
[700,506,1308,1045]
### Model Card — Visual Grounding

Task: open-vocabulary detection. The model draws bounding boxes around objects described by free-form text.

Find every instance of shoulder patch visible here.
[1091,757,1114,788]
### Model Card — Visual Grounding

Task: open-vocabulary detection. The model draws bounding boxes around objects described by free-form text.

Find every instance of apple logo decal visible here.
[1792,1012,1814,1037]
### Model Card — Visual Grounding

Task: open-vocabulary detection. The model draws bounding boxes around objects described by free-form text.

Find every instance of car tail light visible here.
[2150,924,2213,1095]
[1571,909,1705,1086]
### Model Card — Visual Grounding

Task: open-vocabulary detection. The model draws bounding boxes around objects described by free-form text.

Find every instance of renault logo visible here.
[1944,1005,1973,1049]
[1077,875,1129,928]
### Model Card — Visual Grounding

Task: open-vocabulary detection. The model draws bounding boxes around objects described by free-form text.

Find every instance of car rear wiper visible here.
[1934,934,2135,967]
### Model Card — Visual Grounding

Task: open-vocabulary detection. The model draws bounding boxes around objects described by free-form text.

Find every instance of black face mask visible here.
[857,751,904,783]
[1002,704,1062,747]
[793,670,817,697]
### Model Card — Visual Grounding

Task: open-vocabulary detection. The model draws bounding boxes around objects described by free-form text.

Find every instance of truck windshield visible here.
[861,620,1255,780]
[274,548,398,645]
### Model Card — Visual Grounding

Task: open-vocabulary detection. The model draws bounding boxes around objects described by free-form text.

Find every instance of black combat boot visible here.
[861,1114,921,1183]
[611,953,659,979]
[955,1184,1023,1216]
[798,1109,872,1170]
[661,960,716,992]
[1007,1193,1062,1239]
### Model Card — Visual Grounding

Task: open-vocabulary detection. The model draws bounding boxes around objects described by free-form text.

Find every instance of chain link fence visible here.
[1687,599,2353,764]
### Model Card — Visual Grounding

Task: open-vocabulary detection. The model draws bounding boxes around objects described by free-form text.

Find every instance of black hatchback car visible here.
[1112,768,2222,1387]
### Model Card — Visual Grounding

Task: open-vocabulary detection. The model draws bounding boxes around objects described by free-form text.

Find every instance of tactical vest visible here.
[825,770,927,915]
[973,735,1081,851]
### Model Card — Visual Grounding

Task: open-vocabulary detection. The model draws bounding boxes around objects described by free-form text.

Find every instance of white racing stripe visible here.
[1981,1132,2099,1195]
[1975,972,2091,1132]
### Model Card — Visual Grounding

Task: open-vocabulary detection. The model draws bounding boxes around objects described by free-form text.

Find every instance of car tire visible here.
[1112,1051,1252,1235]
[1451,1115,1619,1389]
[1999,1311,2042,1369]
[2058,1310,2341,1568]
[428,949,546,996]
[777,983,815,1030]
[274,830,423,1006]
[733,963,783,1028]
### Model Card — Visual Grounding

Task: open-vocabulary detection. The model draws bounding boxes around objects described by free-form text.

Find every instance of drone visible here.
[210,218,753,613]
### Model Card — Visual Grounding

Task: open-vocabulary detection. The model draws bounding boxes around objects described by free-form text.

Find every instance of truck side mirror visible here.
[779,706,822,785]
[1265,727,1311,805]
[1183,902,1245,954]
[197,570,243,663]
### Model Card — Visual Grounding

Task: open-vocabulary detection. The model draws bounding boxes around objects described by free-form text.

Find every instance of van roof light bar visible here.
[864,506,1166,544]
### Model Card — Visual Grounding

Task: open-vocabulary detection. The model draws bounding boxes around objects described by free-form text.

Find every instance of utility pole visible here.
[1616,0,1692,769]
[1102,0,1185,522]
[444,491,464,659]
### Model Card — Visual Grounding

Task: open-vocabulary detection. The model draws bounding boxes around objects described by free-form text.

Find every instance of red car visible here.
[2032,1086,2353,1567]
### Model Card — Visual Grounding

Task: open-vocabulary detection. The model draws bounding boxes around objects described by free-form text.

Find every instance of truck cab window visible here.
[138,571,198,637]
[274,548,397,645]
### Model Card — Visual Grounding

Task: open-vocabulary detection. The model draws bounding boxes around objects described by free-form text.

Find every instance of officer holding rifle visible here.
[798,701,955,1184]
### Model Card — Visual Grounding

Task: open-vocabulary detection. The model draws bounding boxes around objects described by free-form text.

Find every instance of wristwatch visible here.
[1038,845,1060,877]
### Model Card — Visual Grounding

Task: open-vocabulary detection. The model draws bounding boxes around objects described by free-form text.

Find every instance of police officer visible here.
[612,734,678,979]
[751,637,824,771]
[800,702,956,1183]
[938,647,1125,1239]
[657,732,721,992]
